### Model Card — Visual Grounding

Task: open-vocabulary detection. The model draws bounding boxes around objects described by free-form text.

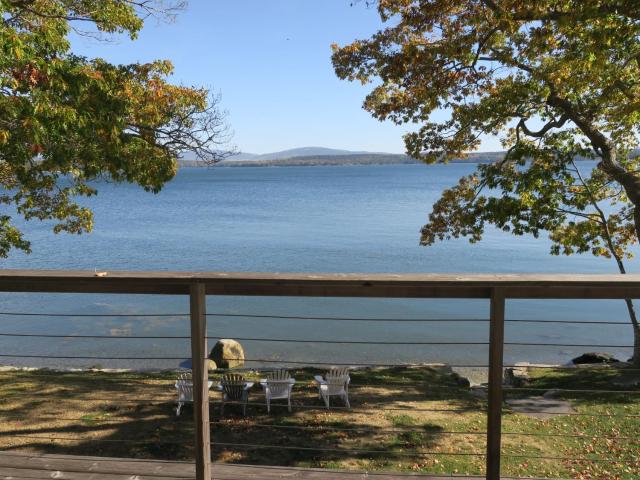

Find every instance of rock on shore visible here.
[209,339,245,369]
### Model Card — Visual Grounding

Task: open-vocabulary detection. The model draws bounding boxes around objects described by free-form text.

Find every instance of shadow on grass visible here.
[11,364,636,472]
[521,364,640,407]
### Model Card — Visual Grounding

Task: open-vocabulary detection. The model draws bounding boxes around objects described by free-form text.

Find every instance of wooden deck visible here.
[0,452,543,480]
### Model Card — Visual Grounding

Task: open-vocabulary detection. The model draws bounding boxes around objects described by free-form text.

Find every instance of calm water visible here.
[0,163,636,372]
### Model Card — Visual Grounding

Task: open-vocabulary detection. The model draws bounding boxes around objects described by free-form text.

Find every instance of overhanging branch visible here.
[517,114,569,139]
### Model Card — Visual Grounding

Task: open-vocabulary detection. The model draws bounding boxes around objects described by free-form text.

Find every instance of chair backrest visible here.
[325,367,350,394]
[268,369,290,381]
[221,373,246,400]
[176,372,193,401]
[266,369,291,396]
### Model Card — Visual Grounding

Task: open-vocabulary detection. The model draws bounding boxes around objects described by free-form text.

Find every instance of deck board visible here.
[0,451,550,480]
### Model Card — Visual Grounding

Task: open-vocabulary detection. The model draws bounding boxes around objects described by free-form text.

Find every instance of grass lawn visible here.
[0,364,638,479]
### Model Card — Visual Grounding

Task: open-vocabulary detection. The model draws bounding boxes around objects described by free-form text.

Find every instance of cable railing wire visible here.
[503,386,640,394]
[215,358,637,370]
[3,394,632,416]
[209,422,484,436]
[506,319,630,325]
[0,393,176,402]
[0,394,479,412]
[208,422,640,440]
[0,332,191,339]
[209,359,490,368]
[2,413,179,423]
[2,363,640,376]
[504,342,633,348]
[500,453,639,464]
[0,311,484,322]
[2,376,450,389]
[231,401,473,414]
[211,337,491,345]
[3,379,637,397]
[502,364,640,371]
[211,400,640,417]
[0,312,188,318]
[210,441,485,457]
[3,416,637,442]
[0,354,188,360]
[0,310,633,325]
[3,353,639,375]
[7,312,478,323]
[1,433,193,445]
[0,354,489,367]
[0,331,633,349]
[0,372,178,382]
[0,332,490,345]
[210,441,639,464]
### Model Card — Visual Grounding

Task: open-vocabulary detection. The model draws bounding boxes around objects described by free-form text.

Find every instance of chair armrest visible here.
[289,378,296,384]
[313,375,326,384]
[259,379,267,387]
[243,382,254,390]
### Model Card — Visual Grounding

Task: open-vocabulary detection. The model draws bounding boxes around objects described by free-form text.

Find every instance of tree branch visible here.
[517,114,569,138]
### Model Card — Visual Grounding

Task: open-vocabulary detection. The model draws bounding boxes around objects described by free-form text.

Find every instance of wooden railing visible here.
[1,270,639,480]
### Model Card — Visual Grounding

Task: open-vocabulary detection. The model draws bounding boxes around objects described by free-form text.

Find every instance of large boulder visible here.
[209,339,245,369]
[572,352,620,365]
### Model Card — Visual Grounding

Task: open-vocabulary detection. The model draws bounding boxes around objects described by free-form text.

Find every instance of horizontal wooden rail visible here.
[1,270,640,298]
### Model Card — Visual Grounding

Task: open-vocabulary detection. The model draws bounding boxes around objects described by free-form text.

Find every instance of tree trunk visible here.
[606,241,640,366]
[544,92,640,363]
[589,144,640,366]
[571,158,640,366]
[624,299,640,366]
[610,181,640,366]
[598,200,640,366]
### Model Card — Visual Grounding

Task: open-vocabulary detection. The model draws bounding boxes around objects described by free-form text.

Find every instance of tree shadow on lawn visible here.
[0,366,483,467]
[521,364,640,408]
[0,403,195,460]
[0,370,192,459]
[208,410,449,467]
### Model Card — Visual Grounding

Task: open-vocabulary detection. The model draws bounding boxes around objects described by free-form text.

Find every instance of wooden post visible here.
[486,288,505,480]
[190,283,211,480]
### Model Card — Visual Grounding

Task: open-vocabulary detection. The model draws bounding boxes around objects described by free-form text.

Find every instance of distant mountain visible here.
[180,147,382,163]
[226,146,382,162]
[250,147,380,160]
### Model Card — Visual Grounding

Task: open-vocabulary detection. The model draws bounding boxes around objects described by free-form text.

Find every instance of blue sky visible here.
[72,1,502,155]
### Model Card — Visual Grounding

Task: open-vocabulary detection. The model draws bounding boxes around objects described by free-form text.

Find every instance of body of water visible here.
[0,163,636,372]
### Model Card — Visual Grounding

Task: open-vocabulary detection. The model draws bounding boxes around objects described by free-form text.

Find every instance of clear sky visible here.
[71,1,502,155]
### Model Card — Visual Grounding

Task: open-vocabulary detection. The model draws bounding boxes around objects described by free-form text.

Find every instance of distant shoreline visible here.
[179,152,505,168]
[179,151,607,168]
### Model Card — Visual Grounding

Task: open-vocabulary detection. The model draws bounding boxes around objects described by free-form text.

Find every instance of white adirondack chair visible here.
[259,369,296,413]
[220,373,254,417]
[174,372,214,416]
[313,367,351,409]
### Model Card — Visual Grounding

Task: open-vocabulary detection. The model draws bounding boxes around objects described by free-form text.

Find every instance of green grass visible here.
[0,364,637,479]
